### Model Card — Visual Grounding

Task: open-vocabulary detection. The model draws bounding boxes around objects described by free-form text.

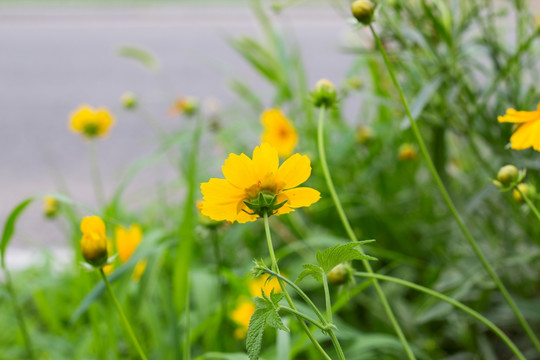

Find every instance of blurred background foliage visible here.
[1,0,540,359]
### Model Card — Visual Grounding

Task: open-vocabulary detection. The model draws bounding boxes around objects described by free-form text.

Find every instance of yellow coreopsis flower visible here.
[498,103,540,151]
[43,196,59,218]
[200,143,320,223]
[230,299,256,339]
[115,224,146,280]
[69,105,115,139]
[248,274,282,297]
[80,216,108,267]
[261,109,298,158]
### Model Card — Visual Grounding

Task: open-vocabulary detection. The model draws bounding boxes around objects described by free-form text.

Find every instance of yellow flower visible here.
[80,216,108,267]
[200,143,320,223]
[43,196,59,218]
[115,224,146,280]
[170,97,198,117]
[69,105,115,139]
[230,298,256,339]
[398,143,418,161]
[498,104,540,151]
[248,274,282,297]
[261,109,298,158]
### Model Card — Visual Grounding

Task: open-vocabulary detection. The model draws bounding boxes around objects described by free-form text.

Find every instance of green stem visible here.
[184,276,191,360]
[369,24,540,353]
[516,185,540,225]
[278,306,326,330]
[322,272,333,324]
[264,268,346,360]
[317,106,416,360]
[88,141,105,207]
[99,269,147,360]
[262,213,332,360]
[354,272,526,360]
[4,270,35,360]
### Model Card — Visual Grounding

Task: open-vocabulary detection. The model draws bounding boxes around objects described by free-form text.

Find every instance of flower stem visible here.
[4,269,35,360]
[317,107,416,360]
[262,212,332,360]
[88,141,105,207]
[99,269,147,360]
[322,272,332,324]
[354,272,526,360]
[515,185,540,229]
[278,306,326,330]
[369,24,540,353]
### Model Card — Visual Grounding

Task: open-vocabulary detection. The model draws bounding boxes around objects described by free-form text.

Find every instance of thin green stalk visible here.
[369,24,540,353]
[278,306,326,330]
[262,213,332,360]
[99,269,147,360]
[322,272,333,324]
[264,268,346,360]
[88,141,105,207]
[515,185,540,226]
[4,270,35,360]
[354,272,526,360]
[317,107,416,360]
[184,276,191,360]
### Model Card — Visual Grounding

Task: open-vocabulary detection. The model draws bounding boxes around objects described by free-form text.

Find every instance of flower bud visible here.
[398,143,418,161]
[312,79,338,108]
[351,0,377,25]
[43,196,59,218]
[327,263,348,285]
[356,125,375,144]
[172,97,199,117]
[513,183,536,204]
[80,216,108,268]
[120,92,137,110]
[497,165,519,187]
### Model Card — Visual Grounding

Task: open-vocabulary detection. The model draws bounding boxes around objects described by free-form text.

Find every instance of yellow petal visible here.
[276,153,312,190]
[252,143,279,180]
[116,224,143,263]
[95,108,115,136]
[261,109,298,158]
[69,105,94,133]
[510,120,540,150]
[222,153,257,189]
[498,107,540,124]
[81,216,105,237]
[281,187,320,208]
[200,178,247,222]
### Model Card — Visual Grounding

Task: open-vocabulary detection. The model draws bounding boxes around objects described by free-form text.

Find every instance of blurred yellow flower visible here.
[261,109,298,157]
[230,298,256,339]
[115,224,146,280]
[80,216,108,267]
[43,196,59,218]
[498,103,540,151]
[248,274,281,297]
[102,240,115,275]
[398,143,418,161]
[170,96,198,117]
[69,105,115,139]
[200,143,320,223]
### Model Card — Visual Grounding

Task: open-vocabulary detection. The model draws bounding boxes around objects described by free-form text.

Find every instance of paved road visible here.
[0,3,353,260]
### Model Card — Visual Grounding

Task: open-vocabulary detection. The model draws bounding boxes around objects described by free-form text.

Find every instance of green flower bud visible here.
[513,183,536,204]
[327,263,348,285]
[356,125,375,144]
[312,79,338,108]
[497,165,519,187]
[351,0,377,25]
[120,92,137,110]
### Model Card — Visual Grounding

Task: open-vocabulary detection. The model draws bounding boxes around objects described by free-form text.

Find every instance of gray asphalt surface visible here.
[0,3,355,257]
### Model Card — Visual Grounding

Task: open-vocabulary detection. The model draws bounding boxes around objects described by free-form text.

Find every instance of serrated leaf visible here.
[296,264,323,283]
[117,45,159,71]
[246,290,289,360]
[1,198,33,269]
[317,242,377,272]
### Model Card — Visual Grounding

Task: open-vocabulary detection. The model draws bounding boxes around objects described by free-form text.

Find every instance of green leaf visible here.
[246,290,289,360]
[1,198,33,269]
[316,242,377,273]
[296,264,323,283]
[117,45,160,71]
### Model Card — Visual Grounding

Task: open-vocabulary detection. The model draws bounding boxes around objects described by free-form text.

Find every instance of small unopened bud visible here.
[351,0,377,25]
[497,165,519,187]
[43,196,59,218]
[327,264,348,285]
[171,97,199,117]
[513,183,536,204]
[312,79,338,108]
[80,216,108,268]
[398,143,418,161]
[120,92,137,110]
